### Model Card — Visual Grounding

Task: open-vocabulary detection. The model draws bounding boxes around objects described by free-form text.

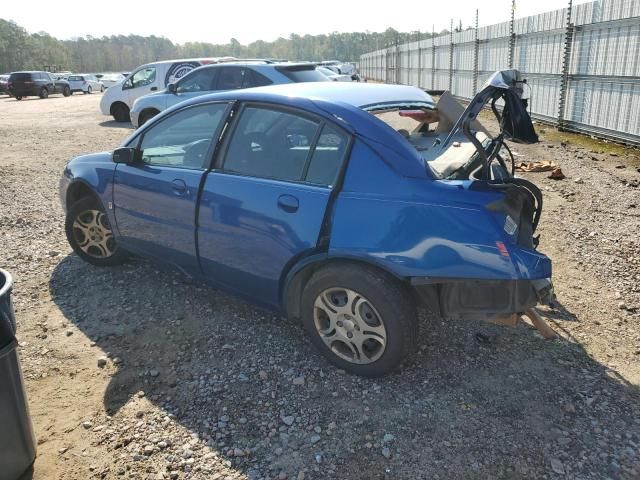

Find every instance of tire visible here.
[87,86,92,94]
[15,96,22,101]
[65,196,128,266]
[63,86,71,97]
[301,263,418,377]
[139,110,158,126]
[111,103,130,122]
[39,88,48,99]
[100,85,104,93]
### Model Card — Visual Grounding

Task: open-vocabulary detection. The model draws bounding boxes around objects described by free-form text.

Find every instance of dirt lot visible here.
[1,92,639,480]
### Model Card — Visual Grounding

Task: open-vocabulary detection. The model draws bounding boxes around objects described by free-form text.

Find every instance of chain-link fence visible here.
[359,0,640,145]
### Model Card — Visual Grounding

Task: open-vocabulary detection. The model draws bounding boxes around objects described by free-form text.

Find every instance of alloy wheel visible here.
[313,288,387,364]
[72,209,116,258]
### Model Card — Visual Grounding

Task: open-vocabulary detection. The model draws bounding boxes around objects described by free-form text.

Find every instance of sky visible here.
[2,0,585,45]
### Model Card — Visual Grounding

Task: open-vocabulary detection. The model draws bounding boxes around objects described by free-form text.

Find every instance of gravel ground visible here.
[0,93,639,480]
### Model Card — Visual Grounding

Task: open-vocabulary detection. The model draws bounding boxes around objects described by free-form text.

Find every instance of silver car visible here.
[67,74,104,94]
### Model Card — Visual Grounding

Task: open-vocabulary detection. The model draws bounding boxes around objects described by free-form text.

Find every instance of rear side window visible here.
[216,67,244,90]
[305,124,349,186]
[68,76,83,81]
[276,66,329,83]
[243,69,273,88]
[223,106,320,182]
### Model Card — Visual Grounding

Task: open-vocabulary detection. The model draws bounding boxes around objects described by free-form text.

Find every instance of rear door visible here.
[198,104,350,307]
[112,101,231,273]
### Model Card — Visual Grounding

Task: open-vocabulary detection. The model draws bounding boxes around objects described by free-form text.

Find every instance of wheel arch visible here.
[139,107,160,124]
[65,180,101,212]
[281,254,416,320]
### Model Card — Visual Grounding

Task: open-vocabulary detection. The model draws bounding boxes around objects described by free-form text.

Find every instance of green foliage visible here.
[0,19,433,73]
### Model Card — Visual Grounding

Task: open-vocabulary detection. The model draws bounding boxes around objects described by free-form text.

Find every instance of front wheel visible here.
[15,96,22,101]
[65,197,128,266]
[301,264,418,377]
[63,86,71,97]
[100,85,104,92]
[87,86,92,94]
[39,88,48,99]
[111,103,130,122]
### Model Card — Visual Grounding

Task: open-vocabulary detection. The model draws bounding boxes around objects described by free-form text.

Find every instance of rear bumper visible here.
[8,87,38,96]
[412,277,554,321]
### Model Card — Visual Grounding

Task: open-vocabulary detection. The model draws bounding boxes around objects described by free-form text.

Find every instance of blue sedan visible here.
[60,73,553,376]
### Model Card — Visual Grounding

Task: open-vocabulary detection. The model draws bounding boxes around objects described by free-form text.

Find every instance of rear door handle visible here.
[171,179,188,195]
[277,194,299,213]
[150,86,158,91]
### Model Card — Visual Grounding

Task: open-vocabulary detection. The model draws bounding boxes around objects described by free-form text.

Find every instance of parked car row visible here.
[100,57,360,125]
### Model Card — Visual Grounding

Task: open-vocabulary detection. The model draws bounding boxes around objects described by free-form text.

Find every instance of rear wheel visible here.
[111,103,130,122]
[15,96,22,101]
[39,88,48,99]
[100,85,104,92]
[301,264,418,377]
[87,86,92,94]
[65,196,128,266]
[63,86,71,97]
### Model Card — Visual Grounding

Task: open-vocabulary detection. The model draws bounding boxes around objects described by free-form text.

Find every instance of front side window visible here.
[176,68,217,93]
[223,106,321,182]
[139,103,228,169]
[125,67,156,89]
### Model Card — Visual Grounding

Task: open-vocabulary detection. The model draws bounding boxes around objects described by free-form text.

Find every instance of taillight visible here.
[24,81,33,84]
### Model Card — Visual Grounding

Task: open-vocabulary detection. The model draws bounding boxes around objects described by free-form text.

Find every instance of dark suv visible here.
[8,71,71,100]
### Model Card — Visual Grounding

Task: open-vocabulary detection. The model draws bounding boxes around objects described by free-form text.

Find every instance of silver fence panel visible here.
[358,0,640,145]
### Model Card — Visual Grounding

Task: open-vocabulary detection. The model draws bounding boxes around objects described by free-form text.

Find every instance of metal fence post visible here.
[558,0,574,130]
[431,25,436,90]
[473,9,479,94]
[449,20,454,93]
[508,0,516,68]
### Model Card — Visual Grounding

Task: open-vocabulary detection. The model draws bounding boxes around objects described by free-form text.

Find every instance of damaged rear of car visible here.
[325,70,553,326]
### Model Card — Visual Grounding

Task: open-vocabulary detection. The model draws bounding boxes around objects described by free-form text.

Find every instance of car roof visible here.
[141,57,237,67]
[236,82,436,110]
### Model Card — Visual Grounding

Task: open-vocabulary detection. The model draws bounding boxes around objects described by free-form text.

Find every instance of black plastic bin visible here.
[0,269,37,480]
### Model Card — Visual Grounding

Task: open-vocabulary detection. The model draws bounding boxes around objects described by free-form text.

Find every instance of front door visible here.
[112,101,230,274]
[123,65,159,107]
[198,104,350,307]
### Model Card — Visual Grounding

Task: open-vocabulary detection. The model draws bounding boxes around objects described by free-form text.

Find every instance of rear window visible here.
[68,76,83,81]
[10,73,33,81]
[276,66,329,83]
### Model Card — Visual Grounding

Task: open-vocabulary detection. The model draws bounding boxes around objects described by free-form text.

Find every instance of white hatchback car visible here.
[67,74,104,94]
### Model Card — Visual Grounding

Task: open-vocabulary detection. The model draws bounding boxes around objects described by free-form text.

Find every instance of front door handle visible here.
[150,86,158,91]
[277,194,299,213]
[171,179,188,195]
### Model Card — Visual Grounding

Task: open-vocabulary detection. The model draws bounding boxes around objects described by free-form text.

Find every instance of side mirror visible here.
[167,83,177,93]
[112,147,136,164]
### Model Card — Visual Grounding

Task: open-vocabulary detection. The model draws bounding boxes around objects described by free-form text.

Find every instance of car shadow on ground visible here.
[99,120,134,130]
[49,254,640,479]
